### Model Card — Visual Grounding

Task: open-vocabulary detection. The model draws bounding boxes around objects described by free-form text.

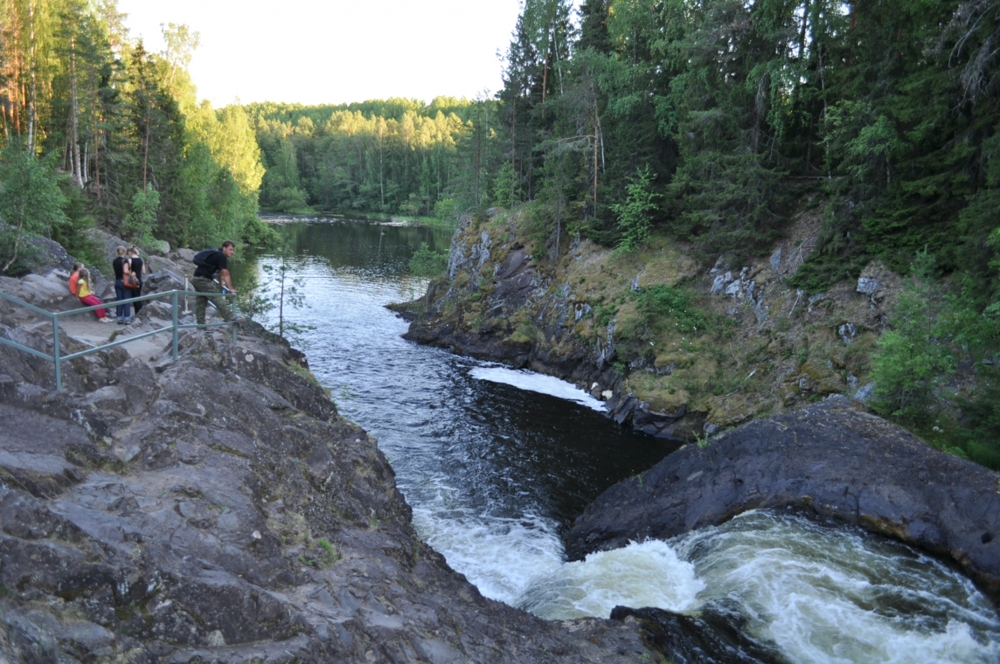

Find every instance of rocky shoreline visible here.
[0,245,651,662]
[402,210,896,444]
[4,232,999,663]
[564,396,1000,602]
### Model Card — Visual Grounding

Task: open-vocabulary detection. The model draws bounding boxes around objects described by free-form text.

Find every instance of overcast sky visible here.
[117,0,537,107]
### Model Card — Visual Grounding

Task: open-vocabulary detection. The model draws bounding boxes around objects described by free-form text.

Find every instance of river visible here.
[233,216,1000,663]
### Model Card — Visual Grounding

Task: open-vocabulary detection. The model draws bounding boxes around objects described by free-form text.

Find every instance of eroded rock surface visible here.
[0,276,650,662]
[566,395,1000,600]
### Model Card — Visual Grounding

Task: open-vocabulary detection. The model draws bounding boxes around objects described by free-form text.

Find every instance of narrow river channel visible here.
[233,217,1000,663]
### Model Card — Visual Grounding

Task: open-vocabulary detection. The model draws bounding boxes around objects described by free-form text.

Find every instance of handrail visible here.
[0,288,239,390]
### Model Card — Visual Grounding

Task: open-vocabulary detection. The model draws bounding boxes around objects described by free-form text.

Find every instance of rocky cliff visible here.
[404,208,896,443]
[0,257,651,662]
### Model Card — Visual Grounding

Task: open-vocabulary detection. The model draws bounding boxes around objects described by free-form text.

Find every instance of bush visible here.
[434,198,457,221]
[869,254,954,424]
[612,165,658,253]
[0,143,67,274]
[408,243,448,277]
[958,365,1000,470]
[635,285,706,334]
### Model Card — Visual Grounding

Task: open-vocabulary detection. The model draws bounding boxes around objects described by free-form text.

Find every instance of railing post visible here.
[172,290,179,359]
[53,314,62,391]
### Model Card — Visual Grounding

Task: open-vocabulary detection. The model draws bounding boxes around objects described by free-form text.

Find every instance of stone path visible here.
[59,315,176,362]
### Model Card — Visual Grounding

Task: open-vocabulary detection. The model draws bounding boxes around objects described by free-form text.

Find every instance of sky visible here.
[117,0,534,108]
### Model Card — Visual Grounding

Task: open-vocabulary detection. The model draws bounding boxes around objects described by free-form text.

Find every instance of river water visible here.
[234,217,1000,663]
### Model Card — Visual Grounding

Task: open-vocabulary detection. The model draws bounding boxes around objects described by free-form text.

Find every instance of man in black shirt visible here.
[191,240,239,325]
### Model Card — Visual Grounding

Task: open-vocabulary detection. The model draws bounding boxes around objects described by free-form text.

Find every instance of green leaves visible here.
[611,165,658,253]
[408,243,448,278]
[123,185,160,246]
[0,144,68,274]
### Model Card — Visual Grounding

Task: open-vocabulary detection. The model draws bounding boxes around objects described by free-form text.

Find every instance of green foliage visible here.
[611,165,658,253]
[315,538,339,566]
[251,246,314,345]
[249,99,484,218]
[433,198,456,220]
[634,285,705,335]
[52,175,102,266]
[955,365,1000,470]
[408,242,448,277]
[0,4,268,253]
[492,161,517,210]
[870,253,955,424]
[123,185,160,246]
[0,143,68,274]
[867,249,1000,468]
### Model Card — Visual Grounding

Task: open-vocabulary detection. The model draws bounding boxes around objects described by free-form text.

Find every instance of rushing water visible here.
[233,217,1000,663]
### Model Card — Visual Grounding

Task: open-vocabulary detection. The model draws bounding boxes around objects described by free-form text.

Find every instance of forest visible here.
[0,0,273,274]
[483,0,1000,465]
[2,0,1000,464]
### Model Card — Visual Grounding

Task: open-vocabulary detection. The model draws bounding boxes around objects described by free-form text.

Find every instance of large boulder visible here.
[565,395,1000,599]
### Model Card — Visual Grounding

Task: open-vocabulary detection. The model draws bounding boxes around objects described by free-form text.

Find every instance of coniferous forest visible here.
[3,0,1000,464]
[0,0,273,273]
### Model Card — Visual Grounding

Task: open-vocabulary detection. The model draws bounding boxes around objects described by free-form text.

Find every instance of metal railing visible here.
[0,288,239,390]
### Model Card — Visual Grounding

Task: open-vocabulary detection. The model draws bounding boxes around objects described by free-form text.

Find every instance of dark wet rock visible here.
[611,602,780,664]
[566,395,1000,601]
[0,270,651,663]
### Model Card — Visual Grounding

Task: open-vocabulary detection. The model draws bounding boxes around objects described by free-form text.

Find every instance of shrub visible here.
[612,165,659,254]
[409,242,448,277]
[635,285,706,334]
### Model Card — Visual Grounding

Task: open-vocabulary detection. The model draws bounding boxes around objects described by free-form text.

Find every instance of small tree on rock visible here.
[611,165,658,253]
[0,143,68,274]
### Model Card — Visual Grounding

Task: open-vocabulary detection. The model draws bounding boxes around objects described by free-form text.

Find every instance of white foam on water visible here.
[671,510,1000,664]
[411,506,565,603]
[513,540,705,621]
[470,366,607,412]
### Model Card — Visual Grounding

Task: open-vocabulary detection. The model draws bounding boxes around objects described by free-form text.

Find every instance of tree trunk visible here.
[26,0,36,153]
[2,206,26,274]
[143,110,150,190]
[69,37,84,188]
[94,114,102,199]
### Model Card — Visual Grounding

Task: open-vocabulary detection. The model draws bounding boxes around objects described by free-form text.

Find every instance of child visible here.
[68,262,84,296]
[76,268,114,322]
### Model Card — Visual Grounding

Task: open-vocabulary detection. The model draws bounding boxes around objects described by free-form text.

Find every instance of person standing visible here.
[191,240,239,325]
[112,246,132,325]
[76,268,114,322]
[127,246,147,314]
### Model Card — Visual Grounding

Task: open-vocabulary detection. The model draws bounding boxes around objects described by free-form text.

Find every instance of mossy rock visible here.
[635,247,699,289]
[782,361,843,406]
[707,394,757,428]
[655,352,695,370]
[626,373,691,414]
[612,301,643,340]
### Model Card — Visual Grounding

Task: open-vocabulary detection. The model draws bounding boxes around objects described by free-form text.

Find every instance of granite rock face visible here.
[403,215,695,441]
[565,395,1000,600]
[0,274,650,663]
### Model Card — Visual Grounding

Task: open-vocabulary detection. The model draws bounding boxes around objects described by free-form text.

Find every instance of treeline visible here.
[247,98,496,218]
[0,0,273,274]
[488,0,1000,465]
[493,0,1000,284]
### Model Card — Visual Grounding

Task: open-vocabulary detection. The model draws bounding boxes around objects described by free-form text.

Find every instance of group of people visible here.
[68,245,146,324]
[68,241,239,326]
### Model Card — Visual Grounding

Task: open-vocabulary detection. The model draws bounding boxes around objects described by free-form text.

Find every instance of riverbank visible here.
[259,208,460,230]
[403,207,891,443]
[0,244,651,662]
[566,395,1000,602]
